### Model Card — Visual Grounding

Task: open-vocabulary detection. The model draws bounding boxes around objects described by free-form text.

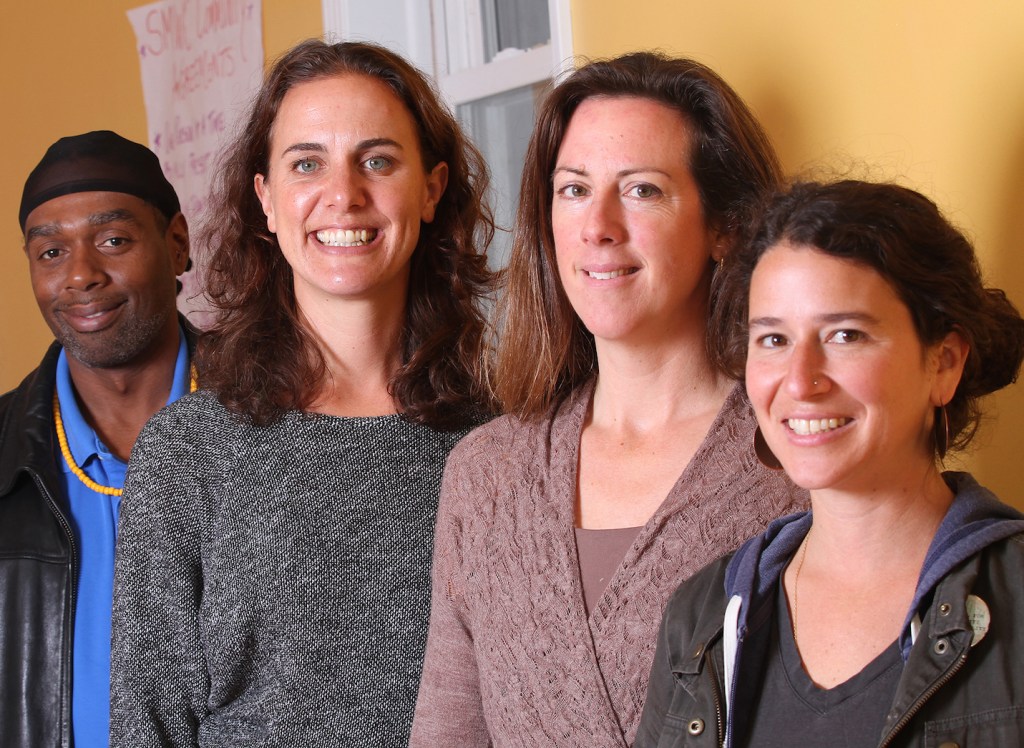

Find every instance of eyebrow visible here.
[749,311,881,327]
[89,209,140,226]
[25,224,60,241]
[281,137,404,157]
[25,208,141,241]
[552,165,673,180]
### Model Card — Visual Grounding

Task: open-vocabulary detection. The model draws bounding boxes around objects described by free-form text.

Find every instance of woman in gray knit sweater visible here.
[109,40,495,746]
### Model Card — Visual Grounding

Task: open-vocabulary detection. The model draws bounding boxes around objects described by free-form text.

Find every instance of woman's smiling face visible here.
[254,73,447,310]
[550,95,722,346]
[745,242,948,495]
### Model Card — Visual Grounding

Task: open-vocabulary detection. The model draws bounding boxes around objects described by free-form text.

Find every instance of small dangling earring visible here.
[935,403,950,459]
[753,426,783,470]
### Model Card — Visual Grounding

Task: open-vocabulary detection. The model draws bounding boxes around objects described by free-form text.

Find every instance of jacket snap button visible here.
[933,638,950,655]
[687,718,705,735]
[939,603,951,615]
[937,742,960,748]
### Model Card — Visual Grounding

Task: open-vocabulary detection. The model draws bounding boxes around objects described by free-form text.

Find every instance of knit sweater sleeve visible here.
[110,399,210,747]
[410,430,492,747]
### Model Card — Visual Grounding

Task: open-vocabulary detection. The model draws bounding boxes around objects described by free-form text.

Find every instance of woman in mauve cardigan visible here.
[410,52,807,747]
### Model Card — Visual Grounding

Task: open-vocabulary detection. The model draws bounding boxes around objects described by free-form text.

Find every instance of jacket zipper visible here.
[878,649,968,747]
[34,472,79,600]
[32,472,79,679]
[703,650,725,748]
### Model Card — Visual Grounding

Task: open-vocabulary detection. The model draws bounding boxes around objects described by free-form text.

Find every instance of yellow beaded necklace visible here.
[53,368,197,497]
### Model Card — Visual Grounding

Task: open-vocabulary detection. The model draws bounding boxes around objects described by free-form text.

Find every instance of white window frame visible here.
[321,0,573,108]
[430,0,573,106]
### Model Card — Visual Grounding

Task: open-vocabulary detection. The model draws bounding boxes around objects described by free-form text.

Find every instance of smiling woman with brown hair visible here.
[410,51,806,747]
[638,180,1024,747]
[109,39,495,747]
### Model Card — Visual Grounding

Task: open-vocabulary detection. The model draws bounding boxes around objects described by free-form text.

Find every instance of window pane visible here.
[443,0,551,73]
[482,0,550,62]
[457,82,546,268]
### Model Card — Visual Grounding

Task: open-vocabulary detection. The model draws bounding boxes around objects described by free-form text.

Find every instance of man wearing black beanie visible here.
[0,130,195,748]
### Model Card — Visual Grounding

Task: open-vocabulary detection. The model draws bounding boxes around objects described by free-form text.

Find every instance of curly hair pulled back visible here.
[710,179,1024,455]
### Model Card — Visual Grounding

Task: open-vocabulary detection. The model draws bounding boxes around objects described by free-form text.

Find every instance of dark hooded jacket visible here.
[636,472,1024,748]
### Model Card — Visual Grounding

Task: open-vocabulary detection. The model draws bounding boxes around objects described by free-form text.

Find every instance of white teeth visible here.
[786,417,848,435]
[585,268,634,280]
[316,228,376,246]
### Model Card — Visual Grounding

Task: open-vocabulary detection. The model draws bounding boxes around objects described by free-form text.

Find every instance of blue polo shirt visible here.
[54,328,191,748]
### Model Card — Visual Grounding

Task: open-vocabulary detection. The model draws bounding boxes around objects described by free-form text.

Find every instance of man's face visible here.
[22,191,189,369]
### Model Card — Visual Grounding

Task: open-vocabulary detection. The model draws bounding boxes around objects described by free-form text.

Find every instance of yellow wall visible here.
[3,2,1022,505]
[0,0,321,391]
[572,0,1024,506]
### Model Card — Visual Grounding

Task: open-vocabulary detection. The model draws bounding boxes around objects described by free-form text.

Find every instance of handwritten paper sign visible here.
[128,0,263,322]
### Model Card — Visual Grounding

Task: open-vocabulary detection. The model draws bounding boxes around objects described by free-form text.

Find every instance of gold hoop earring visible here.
[935,404,950,459]
[753,426,783,470]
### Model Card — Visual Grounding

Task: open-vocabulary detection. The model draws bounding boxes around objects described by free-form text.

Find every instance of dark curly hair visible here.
[710,179,1024,456]
[492,51,782,418]
[196,39,496,428]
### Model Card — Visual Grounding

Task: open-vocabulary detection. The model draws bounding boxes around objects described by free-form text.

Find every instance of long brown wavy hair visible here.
[196,40,496,429]
[492,51,782,419]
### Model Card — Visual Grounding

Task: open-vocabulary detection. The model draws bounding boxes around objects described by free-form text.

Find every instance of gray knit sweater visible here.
[109,391,470,747]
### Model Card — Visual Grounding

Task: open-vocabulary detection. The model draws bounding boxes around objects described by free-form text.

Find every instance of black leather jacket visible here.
[0,325,196,747]
[0,342,76,748]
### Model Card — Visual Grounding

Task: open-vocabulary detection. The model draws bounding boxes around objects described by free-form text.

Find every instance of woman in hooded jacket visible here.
[637,179,1024,747]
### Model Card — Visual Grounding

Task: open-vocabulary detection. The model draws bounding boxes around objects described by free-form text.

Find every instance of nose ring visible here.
[813,379,820,386]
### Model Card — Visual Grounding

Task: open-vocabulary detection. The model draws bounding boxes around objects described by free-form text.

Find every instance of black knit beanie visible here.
[19,130,180,230]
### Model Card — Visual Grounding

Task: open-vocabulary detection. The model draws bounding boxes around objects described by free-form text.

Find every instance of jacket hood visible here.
[723,472,1024,659]
[723,509,808,636]
[715,471,1023,748]
[900,471,1024,656]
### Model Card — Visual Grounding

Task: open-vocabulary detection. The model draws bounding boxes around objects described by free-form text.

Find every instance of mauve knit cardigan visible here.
[411,382,807,747]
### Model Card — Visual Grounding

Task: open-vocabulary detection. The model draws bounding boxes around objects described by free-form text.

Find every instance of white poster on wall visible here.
[127,0,263,323]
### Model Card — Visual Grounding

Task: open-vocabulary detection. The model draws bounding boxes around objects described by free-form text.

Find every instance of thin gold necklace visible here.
[53,367,197,497]
[791,530,811,644]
